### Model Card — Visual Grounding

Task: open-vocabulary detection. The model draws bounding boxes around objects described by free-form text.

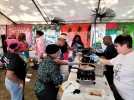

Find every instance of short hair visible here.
[58,33,67,40]
[103,36,112,41]
[36,30,44,36]
[114,35,132,48]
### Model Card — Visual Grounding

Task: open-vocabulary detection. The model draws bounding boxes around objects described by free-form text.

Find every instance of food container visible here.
[84,88,105,100]
[77,64,96,82]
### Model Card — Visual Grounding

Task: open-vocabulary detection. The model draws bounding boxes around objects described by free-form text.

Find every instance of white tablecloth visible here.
[60,72,115,100]
[60,65,69,81]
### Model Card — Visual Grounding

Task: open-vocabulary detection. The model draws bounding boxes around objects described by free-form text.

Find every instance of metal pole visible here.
[93,0,101,48]
[0,11,16,24]
[31,0,48,24]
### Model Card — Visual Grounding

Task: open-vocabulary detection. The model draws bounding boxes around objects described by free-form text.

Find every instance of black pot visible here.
[77,65,95,81]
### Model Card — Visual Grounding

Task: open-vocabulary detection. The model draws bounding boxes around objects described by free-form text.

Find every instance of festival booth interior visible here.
[0,1,134,100]
[1,0,134,50]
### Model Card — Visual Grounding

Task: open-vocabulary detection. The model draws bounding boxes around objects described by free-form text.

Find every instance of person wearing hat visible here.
[34,44,63,100]
[3,42,27,100]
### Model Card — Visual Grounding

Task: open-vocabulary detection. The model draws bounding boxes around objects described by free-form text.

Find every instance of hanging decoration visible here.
[67,27,72,33]
[77,26,82,32]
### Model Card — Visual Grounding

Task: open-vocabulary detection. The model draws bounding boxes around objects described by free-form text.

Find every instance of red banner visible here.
[61,23,90,48]
[7,24,32,45]
[106,22,118,30]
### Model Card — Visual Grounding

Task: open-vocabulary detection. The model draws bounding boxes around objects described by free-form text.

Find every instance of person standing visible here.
[71,34,84,52]
[57,33,70,60]
[17,33,29,62]
[4,42,27,100]
[34,44,63,100]
[35,30,46,62]
[96,36,118,85]
[17,33,28,52]
[100,35,134,100]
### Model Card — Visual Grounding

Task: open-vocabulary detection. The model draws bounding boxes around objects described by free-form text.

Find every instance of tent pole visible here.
[31,0,48,24]
[0,11,16,24]
[34,0,51,22]
[93,0,101,48]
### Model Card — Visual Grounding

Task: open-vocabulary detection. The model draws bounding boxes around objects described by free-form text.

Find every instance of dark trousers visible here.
[104,66,124,100]
[36,83,59,100]
[104,65,114,86]
[111,84,124,100]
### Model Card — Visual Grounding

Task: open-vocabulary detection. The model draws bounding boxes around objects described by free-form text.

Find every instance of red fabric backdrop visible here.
[60,23,90,48]
[7,24,32,45]
[106,22,118,30]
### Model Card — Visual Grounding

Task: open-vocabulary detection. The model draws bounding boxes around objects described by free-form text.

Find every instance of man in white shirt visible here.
[100,35,134,100]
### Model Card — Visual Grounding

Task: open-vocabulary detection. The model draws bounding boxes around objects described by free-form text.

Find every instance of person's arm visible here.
[54,59,68,65]
[95,46,111,58]
[95,48,105,57]
[100,53,121,66]
[95,52,104,57]
[54,58,80,66]
[99,58,112,65]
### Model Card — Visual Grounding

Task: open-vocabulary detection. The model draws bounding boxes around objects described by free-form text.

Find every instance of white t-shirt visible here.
[110,51,134,100]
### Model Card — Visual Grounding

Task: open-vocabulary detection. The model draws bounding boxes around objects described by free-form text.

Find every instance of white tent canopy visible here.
[0,12,13,25]
[0,0,134,24]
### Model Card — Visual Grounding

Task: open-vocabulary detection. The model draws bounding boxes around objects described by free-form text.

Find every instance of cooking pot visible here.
[77,64,96,81]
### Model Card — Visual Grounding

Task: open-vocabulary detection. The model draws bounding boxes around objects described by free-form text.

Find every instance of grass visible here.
[0,68,38,100]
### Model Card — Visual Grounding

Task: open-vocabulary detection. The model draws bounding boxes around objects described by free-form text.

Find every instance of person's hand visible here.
[56,85,61,88]
[99,58,111,65]
[54,59,68,65]
[99,58,103,63]
[19,83,23,88]
[18,80,24,88]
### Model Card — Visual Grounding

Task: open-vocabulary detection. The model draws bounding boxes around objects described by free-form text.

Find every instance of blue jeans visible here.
[5,78,23,100]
